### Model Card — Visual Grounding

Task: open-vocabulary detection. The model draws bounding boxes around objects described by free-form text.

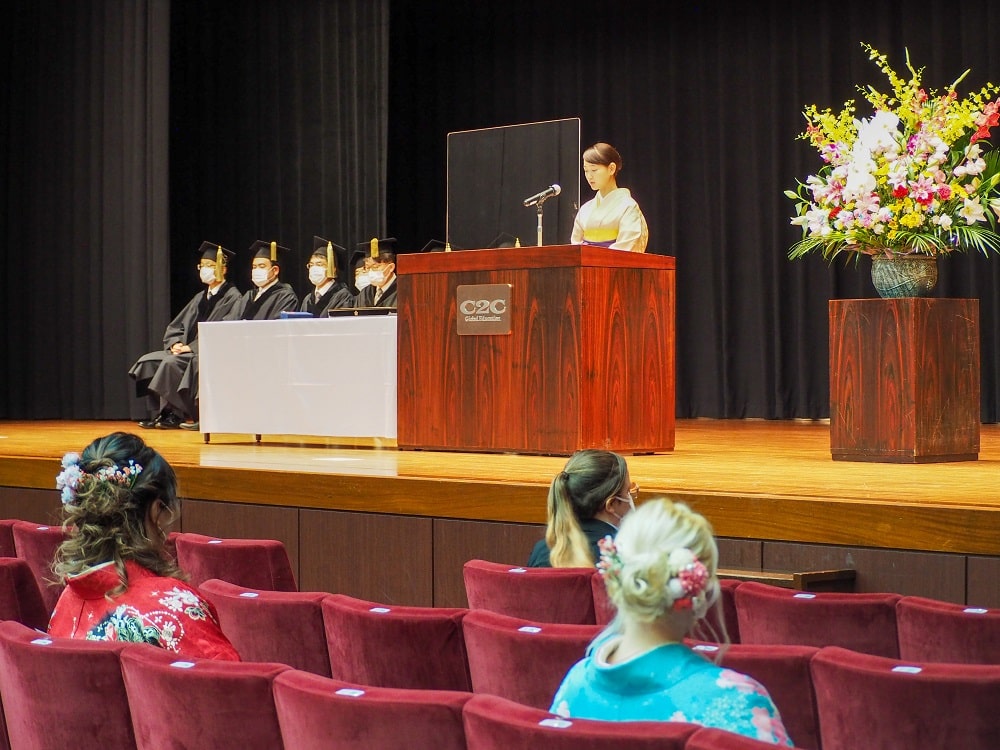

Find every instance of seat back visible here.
[462,693,697,749]
[810,645,1000,750]
[199,578,331,675]
[687,726,801,749]
[896,595,1000,664]
[0,519,19,558]
[173,532,297,591]
[273,669,471,750]
[688,641,820,750]
[463,559,596,624]
[463,608,600,710]
[0,619,135,749]
[0,557,51,630]
[11,520,69,615]
[322,593,471,691]
[734,581,900,657]
[119,644,289,750]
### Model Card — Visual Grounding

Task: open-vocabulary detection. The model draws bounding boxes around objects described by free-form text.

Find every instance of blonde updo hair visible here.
[603,498,720,627]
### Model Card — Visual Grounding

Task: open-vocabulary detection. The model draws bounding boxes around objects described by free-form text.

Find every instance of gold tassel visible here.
[370,237,379,259]
[215,245,224,282]
[270,241,277,262]
[327,241,336,277]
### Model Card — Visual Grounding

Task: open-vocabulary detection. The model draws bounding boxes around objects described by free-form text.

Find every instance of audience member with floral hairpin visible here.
[49,432,239,660]
[527,449,637,568]
[550,498,792,745]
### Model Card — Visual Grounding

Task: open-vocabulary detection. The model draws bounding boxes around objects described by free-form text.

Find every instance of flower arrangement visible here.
[787,42,1000,262]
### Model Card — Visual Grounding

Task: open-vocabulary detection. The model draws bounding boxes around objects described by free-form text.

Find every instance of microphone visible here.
[523,184,561,207]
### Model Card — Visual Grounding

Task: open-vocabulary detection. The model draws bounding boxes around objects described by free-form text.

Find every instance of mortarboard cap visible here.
[311,235,347,279]
[357,237,398,261]
[197,241,236,282]
[248,240,293,267]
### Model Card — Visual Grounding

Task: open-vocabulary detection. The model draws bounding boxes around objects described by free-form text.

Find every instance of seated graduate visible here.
[299,236,355,316]
[50,432,240,661]
[128,242,241,430]
[527,449,636,568]
[571,142,649,252]
[353,237,398,308]
[550,498,791,745]
[233,240,299,319]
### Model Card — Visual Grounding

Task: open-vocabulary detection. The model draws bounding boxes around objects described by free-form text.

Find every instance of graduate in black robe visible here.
[353,237,398,308]
[232,240,300,320]
[299,236,355,316]
[129,242,242,428]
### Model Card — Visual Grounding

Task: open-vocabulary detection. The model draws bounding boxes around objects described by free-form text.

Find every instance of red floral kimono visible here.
[48,559,240,661]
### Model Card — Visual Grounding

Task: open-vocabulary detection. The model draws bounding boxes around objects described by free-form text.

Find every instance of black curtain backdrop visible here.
[3,0,1000,422]
[386,0,1000,421]
[1,0,170,419]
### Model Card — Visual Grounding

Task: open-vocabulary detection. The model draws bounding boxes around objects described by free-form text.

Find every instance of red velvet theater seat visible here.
[896,595,1000,664]
[810,645,1000,750]
[119,645,289,750]
[462,693,698,749]
[0,619,135,749]
[200,578,331,675]
[463,559,596,624]
[173,532,297,591]
[463,608,599,710]
[688,641,820,750]
[0,557,51,631]
[322,593,472,691]
[734,581,900,657]
[687,726,806,749]
[11,520,69,615]
[273,669,471,749]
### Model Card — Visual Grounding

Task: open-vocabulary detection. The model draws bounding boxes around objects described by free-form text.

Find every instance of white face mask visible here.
[355,272,372,291]
[199,266,217,285]
[368,269,386,287]
[251,268,271,287]
[308,266,329,285]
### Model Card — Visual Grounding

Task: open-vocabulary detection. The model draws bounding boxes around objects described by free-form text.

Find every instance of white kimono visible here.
[571,187,649,252]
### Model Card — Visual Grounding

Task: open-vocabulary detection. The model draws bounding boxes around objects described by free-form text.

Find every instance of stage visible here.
[1,419,998,607]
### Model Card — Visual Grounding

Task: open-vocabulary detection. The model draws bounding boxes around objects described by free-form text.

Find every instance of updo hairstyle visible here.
[603,498,720,627]
[53,432,184,594]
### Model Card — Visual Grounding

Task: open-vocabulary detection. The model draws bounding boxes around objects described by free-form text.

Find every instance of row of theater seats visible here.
[0,613,997,750]
[1,522,999,748]
[465,558,1000,664]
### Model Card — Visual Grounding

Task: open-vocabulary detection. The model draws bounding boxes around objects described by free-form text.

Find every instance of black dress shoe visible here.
[156,412,184,429]
[137,417,159,429]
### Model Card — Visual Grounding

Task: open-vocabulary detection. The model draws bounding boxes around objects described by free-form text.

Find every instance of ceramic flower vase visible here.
[870,254,938,298]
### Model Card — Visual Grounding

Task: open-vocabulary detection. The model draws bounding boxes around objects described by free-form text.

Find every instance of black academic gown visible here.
[354,277,397,308]
[235,281,300,320]
[128,282,242,418]
[299,281,356,316]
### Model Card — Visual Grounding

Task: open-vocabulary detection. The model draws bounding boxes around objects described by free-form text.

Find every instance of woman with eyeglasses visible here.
[527,449,637,568]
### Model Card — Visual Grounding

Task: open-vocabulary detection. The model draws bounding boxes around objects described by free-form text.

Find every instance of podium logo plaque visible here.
[456,284,512,335]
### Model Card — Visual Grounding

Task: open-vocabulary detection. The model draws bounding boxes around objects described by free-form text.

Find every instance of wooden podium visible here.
[396,245,675,455]
[829,298,980,463]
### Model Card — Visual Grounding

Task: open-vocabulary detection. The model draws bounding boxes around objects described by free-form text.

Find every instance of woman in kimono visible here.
[49,432,240,661]
[571,142,649,252]
[550,498,792,745]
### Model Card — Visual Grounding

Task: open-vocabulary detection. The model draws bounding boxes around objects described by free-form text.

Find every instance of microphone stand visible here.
[534,194,554,247]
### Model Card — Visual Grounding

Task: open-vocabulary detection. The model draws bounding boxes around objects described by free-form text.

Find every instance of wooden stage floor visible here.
[2,419,999,557]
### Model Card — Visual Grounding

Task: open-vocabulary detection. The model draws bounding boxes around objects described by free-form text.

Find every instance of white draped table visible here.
[198,316,397,440]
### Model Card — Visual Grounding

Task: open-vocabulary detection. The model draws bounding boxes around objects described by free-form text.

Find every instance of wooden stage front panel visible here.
[1,419,998,608]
